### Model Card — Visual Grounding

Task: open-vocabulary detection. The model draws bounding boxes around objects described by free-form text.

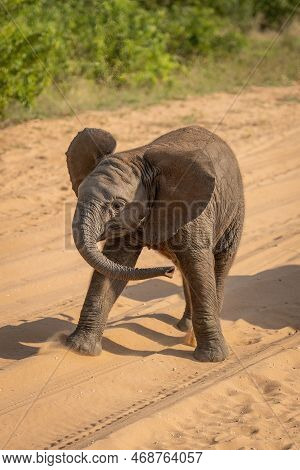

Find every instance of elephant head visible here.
[66,127,215,281]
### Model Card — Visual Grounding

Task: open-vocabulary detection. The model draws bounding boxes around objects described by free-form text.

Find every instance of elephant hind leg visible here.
[214,250,236,315]
[214,213,243,314]
[176,276,193,332]
[158,246,193,332]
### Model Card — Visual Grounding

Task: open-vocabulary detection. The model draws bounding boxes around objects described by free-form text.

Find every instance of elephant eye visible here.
[112,199,126,211]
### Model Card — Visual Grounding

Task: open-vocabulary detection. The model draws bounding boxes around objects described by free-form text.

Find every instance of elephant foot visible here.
[176,316,192,332]
[66,329,102,356]
[193,339,229,363]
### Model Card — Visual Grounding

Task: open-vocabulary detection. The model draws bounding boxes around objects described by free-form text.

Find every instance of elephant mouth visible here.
[99,220,128,241]
[100,216,146,242]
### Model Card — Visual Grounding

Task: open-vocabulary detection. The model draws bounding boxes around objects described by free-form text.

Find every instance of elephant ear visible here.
[66,128,116,196]
[143,145,215,245]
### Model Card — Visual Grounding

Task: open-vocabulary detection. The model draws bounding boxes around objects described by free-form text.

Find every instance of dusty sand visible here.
[0,85,299,450]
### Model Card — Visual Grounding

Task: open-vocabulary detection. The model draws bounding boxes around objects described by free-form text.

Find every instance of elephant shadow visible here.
[123,279,181,302]
[0,264,299,362]
[221,264,300,330]
[0,315,74,362]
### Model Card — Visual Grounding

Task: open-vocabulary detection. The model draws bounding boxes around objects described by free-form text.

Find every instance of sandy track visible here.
[47,333,300,450]
[0,85,299,450]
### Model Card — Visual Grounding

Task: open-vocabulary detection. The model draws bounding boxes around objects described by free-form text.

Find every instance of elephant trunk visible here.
[72,202,174,281]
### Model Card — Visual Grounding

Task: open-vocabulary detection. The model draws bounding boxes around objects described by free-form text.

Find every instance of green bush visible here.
[0,0,299,116]
[254,0,299,30]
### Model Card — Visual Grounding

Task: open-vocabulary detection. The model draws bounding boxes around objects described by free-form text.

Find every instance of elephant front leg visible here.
[66,241,142,356]
[179,249,229,362]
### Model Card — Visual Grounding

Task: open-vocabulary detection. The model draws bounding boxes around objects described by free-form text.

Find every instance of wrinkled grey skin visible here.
[65,126,244,362]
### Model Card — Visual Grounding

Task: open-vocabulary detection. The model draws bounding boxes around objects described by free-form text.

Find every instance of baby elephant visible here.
[65,126,244,362]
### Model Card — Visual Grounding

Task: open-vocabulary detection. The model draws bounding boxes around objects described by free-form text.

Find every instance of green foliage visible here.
[253,0,299,30]
[0,0,70,112]
[0,0,299,116]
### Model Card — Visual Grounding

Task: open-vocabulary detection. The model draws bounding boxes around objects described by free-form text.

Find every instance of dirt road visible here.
[0,85,299,450]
